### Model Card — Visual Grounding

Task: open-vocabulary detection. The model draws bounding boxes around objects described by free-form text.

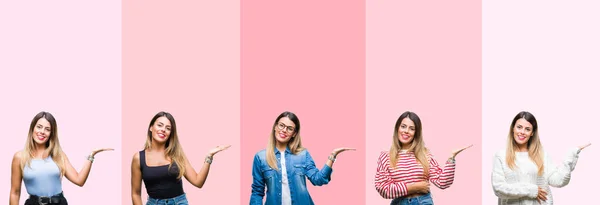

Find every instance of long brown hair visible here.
[389,111,430,176]
[266,111,305,170]
[144,111,187,179]
[20,111,67,176]
[506,111,544,176]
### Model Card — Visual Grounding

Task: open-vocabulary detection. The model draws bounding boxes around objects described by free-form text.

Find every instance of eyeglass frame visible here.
[276,122,296,133]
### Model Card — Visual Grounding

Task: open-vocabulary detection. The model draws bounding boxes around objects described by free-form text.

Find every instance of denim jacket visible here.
[250,147,333,205]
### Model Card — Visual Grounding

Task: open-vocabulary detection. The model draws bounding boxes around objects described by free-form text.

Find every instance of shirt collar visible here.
[275,146,291,155]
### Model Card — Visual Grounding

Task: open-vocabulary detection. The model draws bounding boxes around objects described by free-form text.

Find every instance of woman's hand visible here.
[91,148,114,157]
[578,143,591,151]
[450,144,473,159]
[536,186,548,203]
[208,145,231,157]
[331,147,356,157]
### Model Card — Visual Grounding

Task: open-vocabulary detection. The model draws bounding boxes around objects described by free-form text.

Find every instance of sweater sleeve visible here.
[491,152,538,199]
[546,147,580,188]
[374,152,409,199]
[427,153,455,189]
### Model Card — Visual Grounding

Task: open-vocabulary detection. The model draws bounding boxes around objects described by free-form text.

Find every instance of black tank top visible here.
[140,150,185,199]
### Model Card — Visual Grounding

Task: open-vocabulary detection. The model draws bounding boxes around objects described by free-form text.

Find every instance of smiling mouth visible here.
[517,135,526,141]
[278,133,288,139]
[158,133,166,138]
[36,135,46,141]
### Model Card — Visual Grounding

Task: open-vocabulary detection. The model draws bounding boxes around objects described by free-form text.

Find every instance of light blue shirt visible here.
[23,156,62,196]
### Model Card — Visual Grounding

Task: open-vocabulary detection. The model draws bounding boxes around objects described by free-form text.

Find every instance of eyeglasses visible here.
[277,123,295,133]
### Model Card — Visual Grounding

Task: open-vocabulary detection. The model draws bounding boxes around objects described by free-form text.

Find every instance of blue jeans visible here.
[146,193,188,205]
[390,193,433,205]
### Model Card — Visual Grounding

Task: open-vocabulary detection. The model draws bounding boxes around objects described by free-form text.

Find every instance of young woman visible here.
[375,111,471,205]
[131,111,230,205]
[250,111,355,205]
[492,111,590,205]
[9,111,113,205]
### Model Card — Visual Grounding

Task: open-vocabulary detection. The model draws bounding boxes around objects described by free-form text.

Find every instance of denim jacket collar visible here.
[274,146,291,155]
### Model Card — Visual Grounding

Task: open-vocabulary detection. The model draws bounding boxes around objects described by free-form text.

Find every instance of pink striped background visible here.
[2,0,597,204]
[241,0,366,204]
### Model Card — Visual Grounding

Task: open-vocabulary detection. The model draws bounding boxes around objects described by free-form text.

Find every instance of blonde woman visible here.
[492,111,590,205]
[131,111,230,205]
[9,111,113,205]
[375,111,471,205]
[250,111,355,205]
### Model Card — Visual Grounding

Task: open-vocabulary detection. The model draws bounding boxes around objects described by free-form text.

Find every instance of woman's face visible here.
[513,118,533,146]
[150,116,171,144]
[397,117,416,147]
[274,117,296,145]
[32,118,51,145]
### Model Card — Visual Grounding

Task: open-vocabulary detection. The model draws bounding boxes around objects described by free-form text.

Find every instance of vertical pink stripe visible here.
[0,1,121,204]
[241,0,366,204]
[482,1,600,204]
[122,0,239,204]
[366,0,481,204]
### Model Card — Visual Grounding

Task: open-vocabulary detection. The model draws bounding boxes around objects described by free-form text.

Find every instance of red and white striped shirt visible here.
[374,151,456,199]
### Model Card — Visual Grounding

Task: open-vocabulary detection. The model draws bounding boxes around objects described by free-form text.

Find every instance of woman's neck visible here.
[33,144,47,158]
[516,144,528,152]
[149,141,167,153]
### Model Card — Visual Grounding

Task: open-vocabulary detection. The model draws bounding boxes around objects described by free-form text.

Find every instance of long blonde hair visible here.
[506,111,544,176]
[389,111,430,176]
[145,111,187,179]
[20,111,67,176]
[266,111,305,170]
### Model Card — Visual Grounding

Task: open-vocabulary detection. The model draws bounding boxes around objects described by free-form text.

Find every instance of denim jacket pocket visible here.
[293,164,306,176]
[262,167,277,184]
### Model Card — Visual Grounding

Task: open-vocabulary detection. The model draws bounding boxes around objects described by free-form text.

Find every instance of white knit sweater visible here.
[491,148,580,205]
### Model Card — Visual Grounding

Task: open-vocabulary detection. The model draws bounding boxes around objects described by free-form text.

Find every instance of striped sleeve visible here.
[428,153,455,189]
[374,152,409,199]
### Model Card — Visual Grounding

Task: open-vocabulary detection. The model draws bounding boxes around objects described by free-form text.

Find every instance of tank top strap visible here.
[139,150,146,171]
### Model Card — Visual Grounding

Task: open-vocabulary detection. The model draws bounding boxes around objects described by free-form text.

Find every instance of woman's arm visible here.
[304,150,334,186]
[491,153,538,199]
[546,144,590,188]
[131,152,143,205]
[374,152,429,199]
[250,153,265,205]
[183,145,230,188]
[303,147,355,185]
[9,152,22,205]
[427,154,455,189]
[428,145,471,189]
[63,148,113,187]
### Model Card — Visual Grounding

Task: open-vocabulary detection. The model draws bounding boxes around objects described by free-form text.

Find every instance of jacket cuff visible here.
[322,164,333,176]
